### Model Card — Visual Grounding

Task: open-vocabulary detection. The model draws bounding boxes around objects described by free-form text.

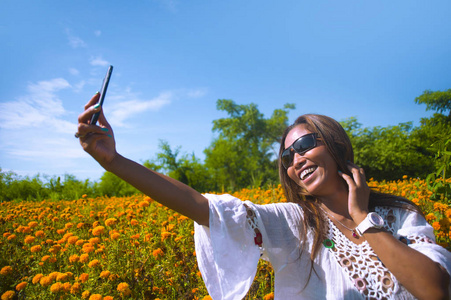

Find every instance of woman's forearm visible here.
[105,153,210,226]
[365,229,449,300]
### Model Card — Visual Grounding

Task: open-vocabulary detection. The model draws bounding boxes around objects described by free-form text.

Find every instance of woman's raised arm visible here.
[76,93,210,226]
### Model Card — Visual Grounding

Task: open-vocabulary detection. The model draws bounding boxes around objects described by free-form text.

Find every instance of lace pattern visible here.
[324,207,436,299]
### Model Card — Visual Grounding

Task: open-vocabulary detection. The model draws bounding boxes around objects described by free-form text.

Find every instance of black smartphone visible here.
[90,65,113,125]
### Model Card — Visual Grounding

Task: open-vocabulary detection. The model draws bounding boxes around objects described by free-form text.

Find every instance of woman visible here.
[77,93,450,299]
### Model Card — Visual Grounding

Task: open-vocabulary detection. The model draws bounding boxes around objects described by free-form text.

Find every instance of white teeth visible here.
[300,167,316,180]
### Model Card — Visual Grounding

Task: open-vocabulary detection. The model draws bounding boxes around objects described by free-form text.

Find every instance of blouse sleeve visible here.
[395,208,451,278]
[194,193,262,300]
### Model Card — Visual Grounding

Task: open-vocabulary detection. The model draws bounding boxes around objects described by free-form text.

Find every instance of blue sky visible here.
[1,0,450,181]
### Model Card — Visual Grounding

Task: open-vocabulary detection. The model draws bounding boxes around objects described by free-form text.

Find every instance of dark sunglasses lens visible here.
[281,149,292,169]
[281,134,316,168]
[293,134,316,153]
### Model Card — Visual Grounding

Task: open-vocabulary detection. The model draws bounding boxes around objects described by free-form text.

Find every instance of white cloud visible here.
[90,56,110,67]
[109,92,173,127]
[186,88,208,98]
[69,68,79,75]
[66,29,87,48]
[0,78,71,129]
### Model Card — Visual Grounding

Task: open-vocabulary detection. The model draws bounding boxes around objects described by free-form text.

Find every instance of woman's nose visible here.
[292,152,306,168]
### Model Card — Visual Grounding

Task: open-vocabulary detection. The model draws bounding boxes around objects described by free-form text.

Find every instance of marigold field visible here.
[1,177,450,300]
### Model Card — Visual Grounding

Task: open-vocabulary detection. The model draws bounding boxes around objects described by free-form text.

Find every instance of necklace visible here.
[320,207,359,238]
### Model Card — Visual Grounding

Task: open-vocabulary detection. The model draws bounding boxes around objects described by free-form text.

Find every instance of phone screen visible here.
[90,65,113,125]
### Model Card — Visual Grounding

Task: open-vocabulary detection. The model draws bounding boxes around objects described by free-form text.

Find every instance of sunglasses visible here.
[281,133,318,169]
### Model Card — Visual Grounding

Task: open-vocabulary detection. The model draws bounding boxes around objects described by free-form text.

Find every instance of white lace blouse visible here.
[194,193,451,300]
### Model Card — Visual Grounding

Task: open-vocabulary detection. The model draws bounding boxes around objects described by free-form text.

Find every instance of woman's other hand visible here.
[339,162,370,224]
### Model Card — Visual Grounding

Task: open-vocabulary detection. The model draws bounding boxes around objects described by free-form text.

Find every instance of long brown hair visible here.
[278,114,421,265]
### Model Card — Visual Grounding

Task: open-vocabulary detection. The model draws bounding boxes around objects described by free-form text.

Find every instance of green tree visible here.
[415,89,451,118]
[149,140,213,192]
[415,89,451,202]
[340,118,434,180]
[98,171,139,197]
[204,100,295,191]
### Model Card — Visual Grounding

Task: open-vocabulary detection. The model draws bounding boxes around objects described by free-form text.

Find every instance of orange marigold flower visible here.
[56,273,69,282]
[263,292,274,300]
[161,231,172,241]
[70,282,81,294]
[50,282,62,293]
[139,200,149,208]
[0,266,13,276]
[82,244,95,254]
[1,291,15,300]
[28,221,38,228]
[100,270,111,279]
[31,245,42,253]
[202,296,213,300]
[48,272,59,281]
[68,236,79,245]
[41,255,51,262]
[426,213,436,222]
[92,226,105,236]
[39,276,52,287]
[22,226,32,233]
[152,248,164,259]
[65,222,74,229]
[82,290,90,299]
[89,294,103,300]
[24,235,36,244]
[89,237,100,244]
[103,296,113,300]
[105,218,117,227]
[15,282,27,291]
[69,254,80,263]
[35,230,45,238]
[117,282,131,296]
[32,273,44,284]
[77,223,85,229]
[80,254,89,263]
[7,234,16,241]
[432,221,441,231]
[130,219,139,226]
[88,259,100,268]
[110,232,120,240]
[62,282,72,292]
[79,273,89,283]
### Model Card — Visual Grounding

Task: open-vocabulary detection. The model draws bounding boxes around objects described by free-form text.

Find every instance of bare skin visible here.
[285,124,450,300]
[77,93,210,226]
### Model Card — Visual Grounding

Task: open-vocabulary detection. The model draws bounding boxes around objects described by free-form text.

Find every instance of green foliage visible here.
[98,171,139,197]
[146,140,214,193]
[340,119,435,180]
[0,170,48,202]
[203,100,294,191]
[415,89,451,118]
[426,138,451,203]
[0,169,98,202]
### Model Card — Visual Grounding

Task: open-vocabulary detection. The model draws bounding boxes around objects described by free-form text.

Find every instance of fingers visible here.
[84,92,100,110]
[76,92,112,139]
[347,162,366,186]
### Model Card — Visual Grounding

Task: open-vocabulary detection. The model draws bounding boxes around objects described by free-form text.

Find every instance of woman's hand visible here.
[339,162,370,224]
[76,93,117,168]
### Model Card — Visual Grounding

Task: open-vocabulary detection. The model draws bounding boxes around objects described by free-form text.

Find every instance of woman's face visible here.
[284,124,343,197]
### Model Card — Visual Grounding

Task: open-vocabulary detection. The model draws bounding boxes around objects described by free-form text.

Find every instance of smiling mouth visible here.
[300,167,317,181]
